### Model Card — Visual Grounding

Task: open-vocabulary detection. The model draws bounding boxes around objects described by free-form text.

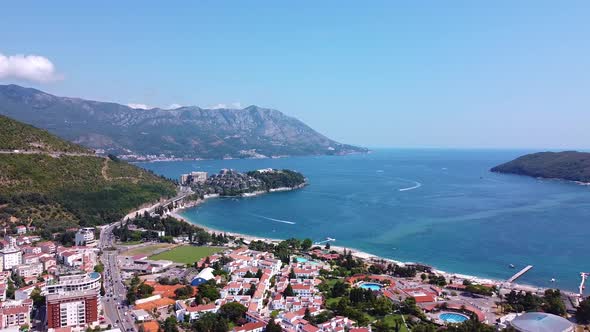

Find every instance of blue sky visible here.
[1,1,589,149]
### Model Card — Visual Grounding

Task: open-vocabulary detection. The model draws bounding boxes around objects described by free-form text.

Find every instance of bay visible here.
[137,149,590,291]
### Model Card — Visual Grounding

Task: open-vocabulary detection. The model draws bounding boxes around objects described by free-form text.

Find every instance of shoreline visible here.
[166,198,574,296]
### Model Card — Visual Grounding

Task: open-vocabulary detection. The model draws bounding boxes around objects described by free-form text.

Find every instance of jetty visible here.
[315,237,336,245]
[580,272,589,296]
[507,265,533,283]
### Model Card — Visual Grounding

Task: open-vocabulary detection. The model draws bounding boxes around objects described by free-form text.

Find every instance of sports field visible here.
[149,245,222,264]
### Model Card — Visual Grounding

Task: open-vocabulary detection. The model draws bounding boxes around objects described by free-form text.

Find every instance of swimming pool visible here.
[439,312,469,323]
[296,257,308,263]
[358,282,382,291]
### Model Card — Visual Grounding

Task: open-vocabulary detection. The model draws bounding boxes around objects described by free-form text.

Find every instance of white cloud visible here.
[209,102,242,110]
[166,103,182,109]
[127,103,151,110]
[0,53,62,83]
[209,103,227,109]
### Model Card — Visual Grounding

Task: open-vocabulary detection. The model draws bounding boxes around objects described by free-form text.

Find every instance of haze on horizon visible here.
[1,1,589,150]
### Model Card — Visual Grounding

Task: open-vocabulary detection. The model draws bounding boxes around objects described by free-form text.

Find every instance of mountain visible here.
[490,151,590,183]
[0,114,176,234]
[0,84,368,160]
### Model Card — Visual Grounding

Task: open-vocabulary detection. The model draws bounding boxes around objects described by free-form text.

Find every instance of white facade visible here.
[59,299,86,328]
[45,273,102,295]
[0,246,22,270]
[14,263,43,278]
[75,228,96,246]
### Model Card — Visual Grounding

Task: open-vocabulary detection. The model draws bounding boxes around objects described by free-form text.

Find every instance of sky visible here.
[1,1,589,149]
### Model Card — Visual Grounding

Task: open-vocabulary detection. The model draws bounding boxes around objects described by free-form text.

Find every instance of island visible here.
[181,168,306,198]
[490,151,590,183]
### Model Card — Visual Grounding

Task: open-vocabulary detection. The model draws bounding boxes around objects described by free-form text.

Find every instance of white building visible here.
[180,171,208,185]
[75,228,97,246]
[45,272,102,295]
[0,245,22,270]
[14,262,43,278]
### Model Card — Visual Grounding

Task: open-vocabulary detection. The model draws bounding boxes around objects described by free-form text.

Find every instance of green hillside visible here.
[0,115,176,235]
[0,114,88,153]
[491,151,590,182]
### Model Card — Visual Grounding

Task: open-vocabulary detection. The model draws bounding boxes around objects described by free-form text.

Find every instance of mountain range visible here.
[0,84,367,160]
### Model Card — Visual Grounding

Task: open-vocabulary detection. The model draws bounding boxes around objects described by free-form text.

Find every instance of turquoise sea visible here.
[137,149,590,291]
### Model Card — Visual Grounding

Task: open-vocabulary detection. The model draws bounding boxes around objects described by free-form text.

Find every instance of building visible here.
[0,243,22,270]
[191,267,215,286]
[14,262,43,278]
[132,309,151,322]
[179,171,208,185]
[75,228,97,247]
[15,226,27,235]
[45,272,102,295]
[0,299,33,329]
[46,289,99,329]
[509,312,574,332]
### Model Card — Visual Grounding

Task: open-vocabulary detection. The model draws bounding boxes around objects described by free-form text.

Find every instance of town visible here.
[0,201,588,332]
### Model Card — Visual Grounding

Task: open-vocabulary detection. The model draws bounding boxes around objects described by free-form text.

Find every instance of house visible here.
[15,226,27,235]
[233,321,265,332]
[175,301,218,321]
[132,309,151,322]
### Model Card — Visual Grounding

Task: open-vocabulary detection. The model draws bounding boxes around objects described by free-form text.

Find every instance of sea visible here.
[137,149,590,292]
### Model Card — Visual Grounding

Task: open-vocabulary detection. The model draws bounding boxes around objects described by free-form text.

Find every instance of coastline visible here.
[167,197,565,296]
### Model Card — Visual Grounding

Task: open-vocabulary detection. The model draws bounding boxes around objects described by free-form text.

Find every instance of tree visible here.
[192,313,228,332]
[94,263,104,273]
[30,287,45,306]
[289,269,297,280]
[325,242,331,250]
[283,283,295,298]
[303,307,312,322]
[266,319,282,332]
[302,238,313,251]
[174,285,194,299]
[244,271,254,278]
[6,280,15,299]
[543,289,566,316]
[198,280,220,302]
[162,316,179,332]
[373,297,393,316]
[246,283,257,296]
[218,302,247,324]
[331,281,348,297]
[255,269,263,279]
[576,297,590,324]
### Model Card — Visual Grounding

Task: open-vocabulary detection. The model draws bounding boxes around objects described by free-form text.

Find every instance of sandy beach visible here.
[162,192,568,297]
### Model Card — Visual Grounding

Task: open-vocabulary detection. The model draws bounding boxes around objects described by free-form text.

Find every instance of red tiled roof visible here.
[235,321,265,332]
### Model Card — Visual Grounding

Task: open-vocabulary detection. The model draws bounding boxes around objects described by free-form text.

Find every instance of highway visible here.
[99,223,137,332]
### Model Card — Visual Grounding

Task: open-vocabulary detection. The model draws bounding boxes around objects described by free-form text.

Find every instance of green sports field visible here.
[149,245,222,264]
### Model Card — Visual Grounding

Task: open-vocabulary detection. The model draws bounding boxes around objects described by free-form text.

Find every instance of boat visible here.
[509,264,515,268]
[550,278,556,282]
[326,237,335,241]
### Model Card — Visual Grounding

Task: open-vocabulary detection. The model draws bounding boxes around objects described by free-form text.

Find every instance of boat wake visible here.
[398,179,422,192]
[251,214,296,225]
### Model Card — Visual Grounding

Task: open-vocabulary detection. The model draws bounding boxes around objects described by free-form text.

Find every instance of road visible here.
[0,149,97,157]
[98,188,191,331]
[99,223,137,332]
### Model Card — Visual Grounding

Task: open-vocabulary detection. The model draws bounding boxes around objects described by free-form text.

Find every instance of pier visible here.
[315,237,336,245]
[507,265,533,283]
[580,272,589,296]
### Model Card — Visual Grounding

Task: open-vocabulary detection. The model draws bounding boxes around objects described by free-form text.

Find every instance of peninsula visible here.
[491,151,590,183]
[181,168,306,199]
